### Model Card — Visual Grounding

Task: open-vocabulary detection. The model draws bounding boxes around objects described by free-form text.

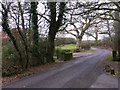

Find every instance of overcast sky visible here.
[0,0,116,40]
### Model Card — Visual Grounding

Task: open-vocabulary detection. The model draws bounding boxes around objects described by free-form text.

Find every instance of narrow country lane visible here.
[2,48,118,88]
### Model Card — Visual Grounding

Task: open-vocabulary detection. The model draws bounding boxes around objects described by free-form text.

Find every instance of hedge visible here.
[55,49,73,61]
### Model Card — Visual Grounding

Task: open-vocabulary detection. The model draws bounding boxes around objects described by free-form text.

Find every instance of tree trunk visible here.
[18,2,29,69]
[95,29,98,46]
[30,2,40,65]
[46,2,56,62]
[112,50,117,60]
[114,11,120,60]
[46,2,66,62]
[76,37,81,49]
[76,22,89,49]
[31,2,39,51]
[46,37,55,63]
[95,37,98,46]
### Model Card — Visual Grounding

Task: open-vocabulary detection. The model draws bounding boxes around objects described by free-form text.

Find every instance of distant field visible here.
[55,44,95,52]
[56,44,76,51]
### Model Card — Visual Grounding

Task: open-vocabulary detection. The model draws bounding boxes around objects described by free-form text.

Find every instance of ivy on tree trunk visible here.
[46,2,66,62]
[30,2,40,65]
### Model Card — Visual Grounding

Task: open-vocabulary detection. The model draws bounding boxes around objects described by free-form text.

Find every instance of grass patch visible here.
[104,54,113,65]
[56,44,95,53]
[103,54,120,77]
[56,44,76,52]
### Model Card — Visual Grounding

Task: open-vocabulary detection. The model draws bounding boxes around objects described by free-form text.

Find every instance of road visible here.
[2,48,118,88]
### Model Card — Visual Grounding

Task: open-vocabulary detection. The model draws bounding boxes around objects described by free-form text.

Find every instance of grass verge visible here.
[56,44,76,51]
[103,54,120,77]
[56,44,95,52]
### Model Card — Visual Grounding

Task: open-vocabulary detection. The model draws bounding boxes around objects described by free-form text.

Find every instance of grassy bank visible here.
[103,54,120,77]
[56,44,95,52]
[56,44,76,52]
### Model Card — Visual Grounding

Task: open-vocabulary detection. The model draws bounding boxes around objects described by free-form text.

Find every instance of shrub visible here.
[2,42,23,77]
[2,37,48,77]
[2,42,19,69]
[29,39,47,66]
[81,43,91,50]
[55,48,61,59]
[55,49,73,61]
[63,52,73,61]
[2,66,22,77]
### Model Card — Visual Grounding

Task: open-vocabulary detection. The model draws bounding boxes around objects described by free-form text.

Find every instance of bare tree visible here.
[62,1,102,49]
[46,2,66,62]
[18,1,29,68]
[1,2,24,68]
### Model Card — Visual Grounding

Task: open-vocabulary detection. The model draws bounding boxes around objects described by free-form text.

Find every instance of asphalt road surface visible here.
[3,48,116,88]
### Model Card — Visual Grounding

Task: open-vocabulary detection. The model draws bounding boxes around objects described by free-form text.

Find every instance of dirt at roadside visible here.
[2,50,95,85]
[2,62,64,85]
[103,58,120,77]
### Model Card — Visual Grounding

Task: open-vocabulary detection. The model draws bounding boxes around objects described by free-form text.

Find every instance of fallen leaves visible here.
[2,62,64,85]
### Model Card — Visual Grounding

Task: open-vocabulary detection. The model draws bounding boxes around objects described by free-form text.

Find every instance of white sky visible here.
[0,4,2,32]
[0,0,116,40]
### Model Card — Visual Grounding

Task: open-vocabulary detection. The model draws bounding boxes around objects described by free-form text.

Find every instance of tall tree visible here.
[46,2,66,62]
[65,18,92,49]
[30,2,39,63]
[18,1,29,68]
[1,2,23,68]
[114,11,120,58]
